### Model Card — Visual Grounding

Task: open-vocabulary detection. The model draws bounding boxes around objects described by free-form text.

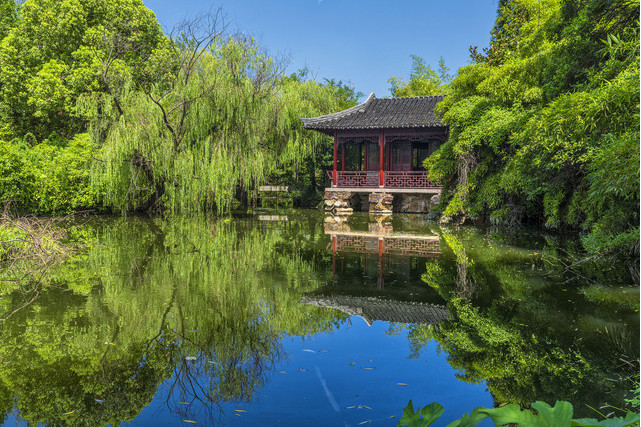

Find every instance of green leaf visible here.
[473,401,575,426]
[420,402,445,426]
[572,412,641,427]
[531,401,574,426]
[398,401,444,427]
[446,407,490,427]
[476,403,540,426]
[398,400,421,427]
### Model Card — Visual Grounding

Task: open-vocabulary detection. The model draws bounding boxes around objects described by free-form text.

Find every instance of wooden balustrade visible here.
[326,170,441,189]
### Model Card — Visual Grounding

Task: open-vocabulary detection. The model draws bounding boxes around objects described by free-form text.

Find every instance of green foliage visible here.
[269,73,361,206]
[0,0,350,214]
[32,133,97,212]
[625,384,640,410]
[0,0,17,43]
[0,134,96,213]
[0,140,37,208]
[388,54,451,97]
[0,220,24,261]
[323,77,364,110]
[0,0,164,140]
[469,0,531,65]
[88,32,347,213]
[415,227,639,415]
[428,0,640,255]
[398,400,444,427]
[400,400,640,427]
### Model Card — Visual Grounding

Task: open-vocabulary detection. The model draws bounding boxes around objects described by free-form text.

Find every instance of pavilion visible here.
[301,93,447,213]
[301,93,447,193]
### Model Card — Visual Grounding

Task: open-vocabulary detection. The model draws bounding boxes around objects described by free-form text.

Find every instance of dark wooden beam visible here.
[333,130,338,186]
[379,129,385,186]
[364,141,369,170]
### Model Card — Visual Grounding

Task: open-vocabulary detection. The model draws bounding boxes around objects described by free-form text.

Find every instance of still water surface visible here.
[0,211,638,425]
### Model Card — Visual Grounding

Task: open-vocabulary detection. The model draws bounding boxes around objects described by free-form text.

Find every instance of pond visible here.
[0,210,638,426]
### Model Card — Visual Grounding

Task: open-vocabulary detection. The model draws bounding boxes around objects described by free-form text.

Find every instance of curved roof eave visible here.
[300,93,446,133]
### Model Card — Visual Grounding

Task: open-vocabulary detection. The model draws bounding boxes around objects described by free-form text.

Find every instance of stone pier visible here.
[323,191,354,214]
[323,189,440,214]
[368,192,393,213]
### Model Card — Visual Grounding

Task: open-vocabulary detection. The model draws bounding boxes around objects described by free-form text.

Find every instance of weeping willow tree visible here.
[82,13,341,213]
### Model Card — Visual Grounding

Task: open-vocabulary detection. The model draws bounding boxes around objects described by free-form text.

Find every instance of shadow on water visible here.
[0,210,637,424]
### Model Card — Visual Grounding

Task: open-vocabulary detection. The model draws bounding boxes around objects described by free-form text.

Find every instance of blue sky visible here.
[144,1,499,100]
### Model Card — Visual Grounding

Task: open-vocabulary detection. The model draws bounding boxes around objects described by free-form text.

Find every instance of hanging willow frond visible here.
[85,22,340,214]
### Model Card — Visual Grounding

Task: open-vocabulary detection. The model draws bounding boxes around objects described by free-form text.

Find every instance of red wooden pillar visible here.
[333,131,338,186]
[358,143,362,171]
[379,129,385,186]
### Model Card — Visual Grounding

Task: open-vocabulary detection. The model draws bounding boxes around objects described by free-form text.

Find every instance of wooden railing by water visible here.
[326,170,441,189]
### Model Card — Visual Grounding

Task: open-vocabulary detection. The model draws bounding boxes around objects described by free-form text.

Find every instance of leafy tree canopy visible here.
[0,0,164,140]
[423,0,639,255]
[388,55,451,97]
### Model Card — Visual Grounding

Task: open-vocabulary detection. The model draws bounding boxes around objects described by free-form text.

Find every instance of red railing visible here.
[325,171,379,187]
[326,171,441,189]
[384,171,441,189]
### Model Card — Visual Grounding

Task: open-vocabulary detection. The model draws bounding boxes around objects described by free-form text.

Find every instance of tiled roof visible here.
[301,93,446,134]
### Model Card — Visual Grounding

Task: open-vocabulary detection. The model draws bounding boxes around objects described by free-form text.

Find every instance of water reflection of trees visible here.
[418,227,640,416]
[2,214,638,423]
[0,214,346,426]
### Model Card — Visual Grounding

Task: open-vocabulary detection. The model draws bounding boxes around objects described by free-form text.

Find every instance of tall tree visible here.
[426,0,639,255]
[88,14,346,213]
[0,0,164,140]
[0,0,17,43]
[388,54,451,97]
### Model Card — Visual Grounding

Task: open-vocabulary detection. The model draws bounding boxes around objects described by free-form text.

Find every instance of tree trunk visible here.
[132,150,165,212]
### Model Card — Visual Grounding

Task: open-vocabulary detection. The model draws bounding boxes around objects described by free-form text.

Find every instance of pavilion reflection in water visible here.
[325,215,440,288]
[300,215,448,326]
[300,294,449,327]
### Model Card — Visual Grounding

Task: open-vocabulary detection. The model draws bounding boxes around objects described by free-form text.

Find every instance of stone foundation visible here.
[397,193,438,213]
[369,192,393,213]
[323,191,354,214]
[324,191,440,214]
